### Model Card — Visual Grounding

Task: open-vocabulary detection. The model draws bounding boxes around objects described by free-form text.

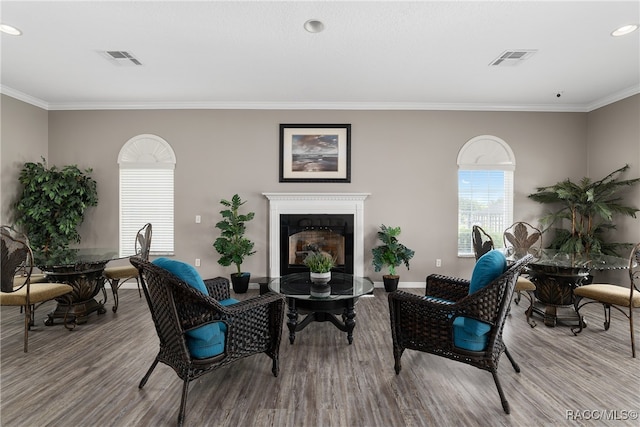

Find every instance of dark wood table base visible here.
[286,297,357,344]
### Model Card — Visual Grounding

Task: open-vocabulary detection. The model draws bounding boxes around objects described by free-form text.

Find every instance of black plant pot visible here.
[383,275,400,292]
[230,272,250,293]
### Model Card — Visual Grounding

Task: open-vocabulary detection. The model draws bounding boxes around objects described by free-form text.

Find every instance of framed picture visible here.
[279,124,351,183]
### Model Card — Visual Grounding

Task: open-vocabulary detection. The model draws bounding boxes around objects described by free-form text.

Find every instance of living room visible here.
[1,1,639,426]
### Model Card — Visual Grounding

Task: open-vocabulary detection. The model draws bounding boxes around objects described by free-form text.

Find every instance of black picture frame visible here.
[279,124,351,183]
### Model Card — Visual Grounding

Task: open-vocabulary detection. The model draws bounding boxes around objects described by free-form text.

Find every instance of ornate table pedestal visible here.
[43,262,109,325]
[528,265,590,327]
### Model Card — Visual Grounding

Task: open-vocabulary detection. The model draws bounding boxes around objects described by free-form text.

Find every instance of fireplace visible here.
[280,214,354,275]
[263,193,370,277]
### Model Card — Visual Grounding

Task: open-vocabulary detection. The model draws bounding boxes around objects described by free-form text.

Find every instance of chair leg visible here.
[110,279,121,313]
[491,370,510,414]
[272,354,279,377]
[602,304,611,330]
[629,308,635,358]
[393,346,404,374]
[503,346,520,373]
[178,379,190,427]
[523,291,536,328]
[23,304,31,352]
[139,358,159,389]
[136,277,142,298]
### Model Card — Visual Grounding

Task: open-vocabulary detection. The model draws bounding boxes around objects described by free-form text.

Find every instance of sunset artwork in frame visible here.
[279,124,351,183]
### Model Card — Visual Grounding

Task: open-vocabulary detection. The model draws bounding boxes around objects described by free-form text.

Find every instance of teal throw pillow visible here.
[152,257,208,296]
[469,250,507,294]
[462,250,507,338]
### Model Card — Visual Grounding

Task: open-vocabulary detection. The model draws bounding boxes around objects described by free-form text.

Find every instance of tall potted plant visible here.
[371,224,415,292]
[213,194,256,293]
[15,158,98,255]
[528,164,639,255]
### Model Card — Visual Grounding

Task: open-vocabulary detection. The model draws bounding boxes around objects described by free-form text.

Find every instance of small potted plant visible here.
[303,251,335,298]
[372,224,415,292]
[213,194,256,293]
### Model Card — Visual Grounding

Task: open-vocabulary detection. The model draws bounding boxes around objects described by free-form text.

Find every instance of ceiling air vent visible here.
[489,50,537,67]
[101,50,142,66]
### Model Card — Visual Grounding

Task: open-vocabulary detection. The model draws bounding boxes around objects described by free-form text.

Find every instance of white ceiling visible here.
[1,1,639,112]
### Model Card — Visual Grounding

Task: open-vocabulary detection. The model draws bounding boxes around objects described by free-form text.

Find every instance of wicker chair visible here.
[130,257,285,426]
[103,223,151,312]
[1,225,74,352]
[472,225,494,261]
[503,221,541,328]
[572,242,640,357]
[388,254,532,414]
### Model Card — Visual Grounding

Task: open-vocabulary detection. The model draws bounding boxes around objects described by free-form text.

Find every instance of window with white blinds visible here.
[457,136,515,257]
[119,168,174,256]
[118,134,176,257]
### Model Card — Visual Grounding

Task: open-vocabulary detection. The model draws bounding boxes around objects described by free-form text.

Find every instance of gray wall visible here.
[2,93,639,285]
[0,95,48,224]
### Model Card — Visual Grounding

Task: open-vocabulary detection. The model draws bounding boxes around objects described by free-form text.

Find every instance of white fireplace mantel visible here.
[263,193,370,277]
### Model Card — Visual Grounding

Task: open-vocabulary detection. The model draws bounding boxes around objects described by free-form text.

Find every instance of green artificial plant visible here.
[15,158,98,254]
[371,224,415,276]
[528,164,639,255]
[303,251,336,273]
[213,194,256,275]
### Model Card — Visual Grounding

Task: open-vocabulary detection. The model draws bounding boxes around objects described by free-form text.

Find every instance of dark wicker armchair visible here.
[130,257,285,426]
[388,254,532,414]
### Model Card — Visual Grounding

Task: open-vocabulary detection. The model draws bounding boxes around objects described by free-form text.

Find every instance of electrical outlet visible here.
[195,215,201,224]
[195,258,201,267]
[436,259,442,267]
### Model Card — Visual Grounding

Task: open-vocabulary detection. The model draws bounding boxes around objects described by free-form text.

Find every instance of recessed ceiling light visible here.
[304,19,325,33]
[611,24,638,37]
[0,24,22,36]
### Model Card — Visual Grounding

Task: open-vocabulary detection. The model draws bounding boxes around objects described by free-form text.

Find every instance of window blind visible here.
[119,168,174,256]
[457,169,513,256]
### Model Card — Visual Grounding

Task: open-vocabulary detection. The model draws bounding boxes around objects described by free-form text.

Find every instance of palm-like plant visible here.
[528,165,639,255]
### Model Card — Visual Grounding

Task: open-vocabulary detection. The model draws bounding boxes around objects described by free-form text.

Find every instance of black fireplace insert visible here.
[279,214,354,276]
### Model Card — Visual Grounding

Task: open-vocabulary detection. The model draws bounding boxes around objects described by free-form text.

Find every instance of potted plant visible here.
[303,251,335,298]
[213,194,256,293]
[15,158,98,255]
[528,164,639,256]
[371,224,415,292]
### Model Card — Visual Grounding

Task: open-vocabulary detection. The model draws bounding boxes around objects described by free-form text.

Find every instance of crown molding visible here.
[2,85,637,113]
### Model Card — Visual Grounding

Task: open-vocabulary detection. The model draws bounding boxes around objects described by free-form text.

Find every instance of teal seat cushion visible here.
[453,317,489,351]
[152,258,226,358]
[463,250,507,338]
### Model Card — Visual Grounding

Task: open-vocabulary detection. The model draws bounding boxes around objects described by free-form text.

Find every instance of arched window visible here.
[457,135,515,256]
[118,134,176,256]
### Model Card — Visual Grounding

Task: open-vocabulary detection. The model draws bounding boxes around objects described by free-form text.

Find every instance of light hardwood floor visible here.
[1,287,639,427]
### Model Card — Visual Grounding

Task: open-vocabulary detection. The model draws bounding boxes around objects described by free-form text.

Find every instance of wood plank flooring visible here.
[1,287,639,426]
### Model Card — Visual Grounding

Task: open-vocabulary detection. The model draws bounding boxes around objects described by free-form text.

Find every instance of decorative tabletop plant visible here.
[372,224,415,291]
[15,158,98,255]
[213,194,255,293]
[303,251,335,297]
[303,251,336,273]
[528,164,639,256]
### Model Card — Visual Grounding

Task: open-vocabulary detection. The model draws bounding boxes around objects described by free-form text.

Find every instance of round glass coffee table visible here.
[269,272,374,344]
